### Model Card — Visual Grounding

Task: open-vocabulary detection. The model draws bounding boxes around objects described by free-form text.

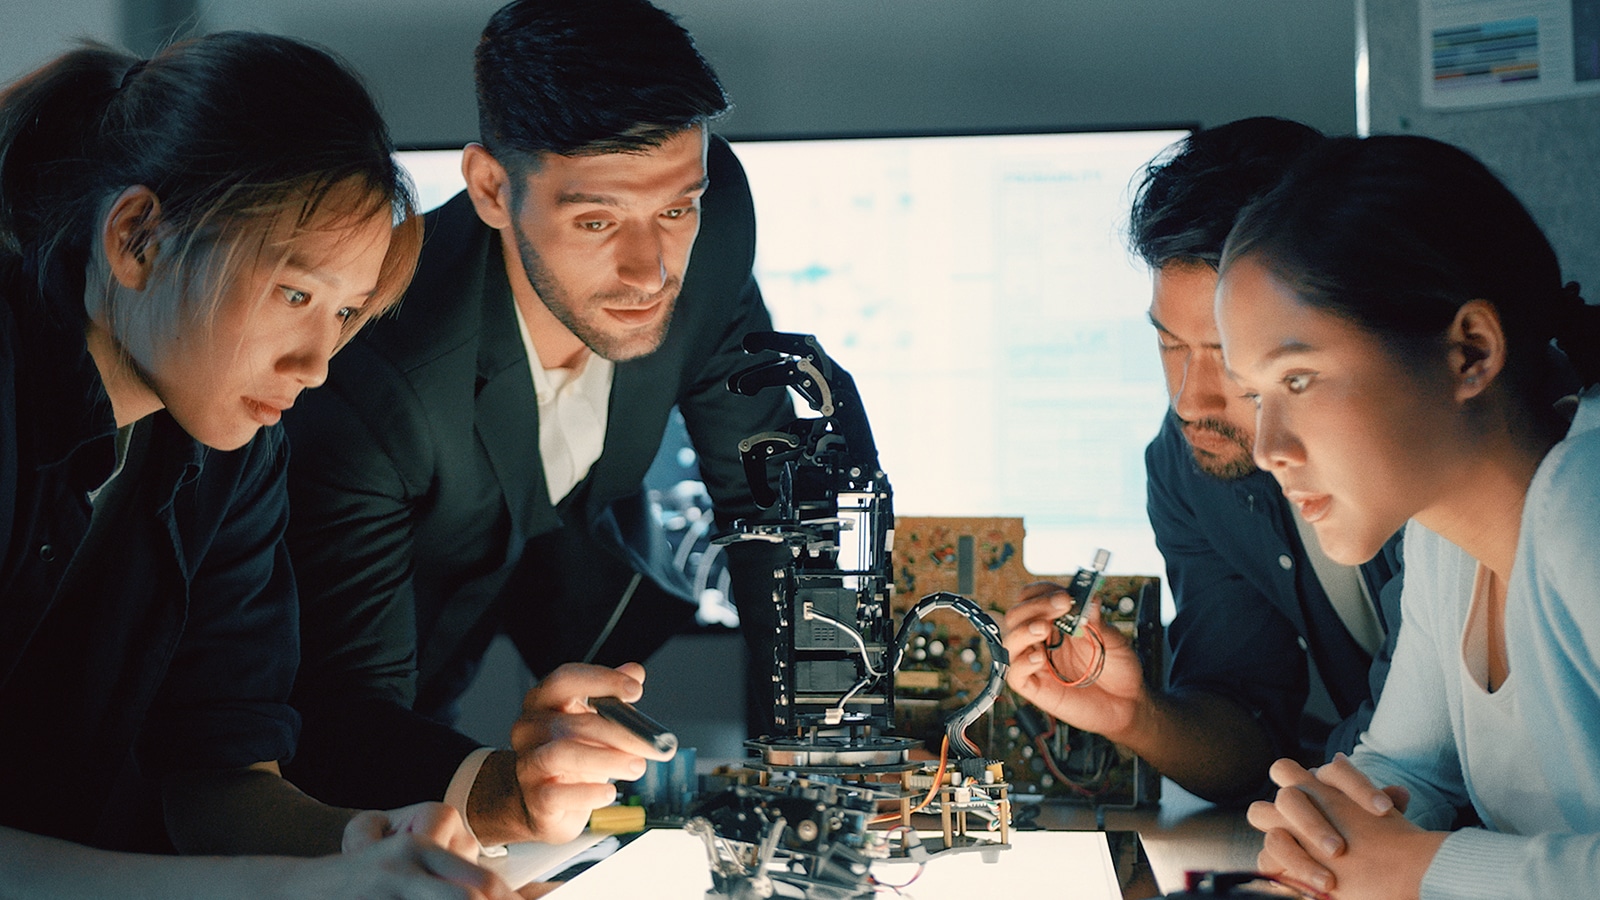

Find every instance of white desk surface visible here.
[1041,779,1263,889]
[551,828,1126,899]
[509,780,1259,899]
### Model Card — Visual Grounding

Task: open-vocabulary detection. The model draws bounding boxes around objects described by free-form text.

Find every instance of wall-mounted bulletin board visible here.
[1366,0,1600,296]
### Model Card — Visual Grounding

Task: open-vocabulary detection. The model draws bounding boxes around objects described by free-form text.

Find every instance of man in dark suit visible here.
[281,0,791,848]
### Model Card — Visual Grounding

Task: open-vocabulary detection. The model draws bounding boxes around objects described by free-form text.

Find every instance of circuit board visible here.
[891,516,1163,807]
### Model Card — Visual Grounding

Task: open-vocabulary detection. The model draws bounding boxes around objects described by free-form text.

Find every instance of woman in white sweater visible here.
[1214,134,1600,900]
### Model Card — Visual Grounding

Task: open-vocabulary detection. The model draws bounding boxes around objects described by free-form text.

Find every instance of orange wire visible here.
[870,735,950,824]
[1045,622,1105,687]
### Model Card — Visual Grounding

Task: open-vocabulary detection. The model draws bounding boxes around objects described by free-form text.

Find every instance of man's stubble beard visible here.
[1186,416,1258,480]
[512,223,680,363]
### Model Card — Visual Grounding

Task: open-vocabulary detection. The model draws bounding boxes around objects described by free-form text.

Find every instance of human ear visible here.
[1448,299,1507,401]
[102,186,162,291]
[461,143,515,231]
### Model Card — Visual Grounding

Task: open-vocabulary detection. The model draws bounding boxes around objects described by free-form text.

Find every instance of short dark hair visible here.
[474,0,728,167]
[1128,117,1324,270]
[1223,134,1600,420]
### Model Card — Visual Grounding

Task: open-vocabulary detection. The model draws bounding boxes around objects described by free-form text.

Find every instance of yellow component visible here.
[986,762,1005,783]
[588,804,647,834]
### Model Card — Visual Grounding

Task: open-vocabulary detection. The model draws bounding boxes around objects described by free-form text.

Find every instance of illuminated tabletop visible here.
[496,779,1259,899]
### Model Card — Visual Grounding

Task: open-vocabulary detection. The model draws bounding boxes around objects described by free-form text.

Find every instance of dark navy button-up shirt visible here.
[0,279,300,850]
[1145,410,1404,764]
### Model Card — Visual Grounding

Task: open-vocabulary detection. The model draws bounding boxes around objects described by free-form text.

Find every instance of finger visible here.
[1000,614,1054,656]
[614,661,646,685]
[512,707,648,760]
[1314,753,1394,815]
[1004,642,1047,680]
[1246,799,1290,833]
[523,664,645,715]
[415,842,520,900]
[1017,580,1071,605]
[1003,586,1073,631]
[1272,784,1345,858]
[522,702,673,762]
[1259,828,1335,895]
[398,803,478,860]
[1081,600,1130,651]
[523,729,655,781]
[1256,848,1281,878]
[1268,757,1317,788]
[521,779,621,829]
[342,809,392,855]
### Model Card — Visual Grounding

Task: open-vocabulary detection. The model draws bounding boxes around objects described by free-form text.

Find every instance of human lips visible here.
[1184,425,1237,455]
[1284,490,1332,523]
[1182,420,1248,457]
[243,396,294,426]
[602,301,663,326]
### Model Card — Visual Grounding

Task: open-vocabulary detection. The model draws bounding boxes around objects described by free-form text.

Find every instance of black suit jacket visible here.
[282,137,790,807]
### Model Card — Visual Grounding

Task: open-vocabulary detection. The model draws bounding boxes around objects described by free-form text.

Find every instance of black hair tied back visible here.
[119,59,146,90]
[1553,281,1600,388]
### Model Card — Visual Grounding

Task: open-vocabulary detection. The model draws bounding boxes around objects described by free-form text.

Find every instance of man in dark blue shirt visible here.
[1004,118,1403,804]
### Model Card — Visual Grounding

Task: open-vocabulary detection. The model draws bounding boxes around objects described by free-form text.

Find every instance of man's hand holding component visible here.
[1001,583,1149,741]
[466,662,675,845]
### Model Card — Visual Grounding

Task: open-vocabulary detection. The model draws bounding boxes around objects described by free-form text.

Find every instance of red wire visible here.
[1044,622,1105,687]
[869,864,925,891]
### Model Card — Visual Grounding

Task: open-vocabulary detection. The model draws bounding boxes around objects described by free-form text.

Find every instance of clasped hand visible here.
[1248,755,1443,899]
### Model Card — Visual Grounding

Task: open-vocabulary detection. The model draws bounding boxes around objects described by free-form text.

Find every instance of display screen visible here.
[396,127,1188,600]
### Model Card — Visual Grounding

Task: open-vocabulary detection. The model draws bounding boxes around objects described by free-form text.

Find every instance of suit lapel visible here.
[587,362,649,508]
[472,236,553,538]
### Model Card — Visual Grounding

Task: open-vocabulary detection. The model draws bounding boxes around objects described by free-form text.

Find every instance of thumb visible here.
[341,809,392,855]
[1086,599,1130,650]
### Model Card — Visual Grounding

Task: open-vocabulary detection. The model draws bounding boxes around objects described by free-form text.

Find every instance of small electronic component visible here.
[1052,547,1110,638]
[592,696,679,755]
[1044,548,1112,688]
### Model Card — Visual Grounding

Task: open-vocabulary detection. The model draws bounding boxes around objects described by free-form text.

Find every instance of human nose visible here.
[277,316,337,389]
[1252,397,1304,471]
[1173,348,1230,422]
[614,222,667,294]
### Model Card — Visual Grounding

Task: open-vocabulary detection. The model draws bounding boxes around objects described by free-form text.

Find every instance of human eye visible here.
[1241,391,1261,409]
[577,217,614,233]
[662,204,697,220]
[279,285,310,307]
[1283,372,1316,394]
